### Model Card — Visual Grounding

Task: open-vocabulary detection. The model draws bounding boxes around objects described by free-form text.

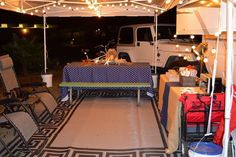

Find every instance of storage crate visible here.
[180,76,196,87]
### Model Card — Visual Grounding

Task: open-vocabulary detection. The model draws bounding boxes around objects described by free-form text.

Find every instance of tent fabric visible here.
[0,0,181,17]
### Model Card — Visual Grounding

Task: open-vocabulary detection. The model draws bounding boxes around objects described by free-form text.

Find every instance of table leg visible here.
[69,87,72,104]
[137,88,140,105]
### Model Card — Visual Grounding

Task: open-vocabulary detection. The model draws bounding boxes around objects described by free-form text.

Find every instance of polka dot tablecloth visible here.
[60,62,154,98]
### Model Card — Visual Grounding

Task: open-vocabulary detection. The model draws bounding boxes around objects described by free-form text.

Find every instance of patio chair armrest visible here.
[0,98,19,105]
[21,82,47,88]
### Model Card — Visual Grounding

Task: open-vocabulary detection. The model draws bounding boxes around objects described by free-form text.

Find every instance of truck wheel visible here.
[118,53,131,62]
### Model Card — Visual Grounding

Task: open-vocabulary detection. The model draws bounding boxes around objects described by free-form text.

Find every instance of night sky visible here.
[0,8,176,66]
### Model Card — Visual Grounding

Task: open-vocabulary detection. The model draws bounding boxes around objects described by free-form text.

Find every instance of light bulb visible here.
[0,1,5,6]
[185,48,190,52]
[203,58,208,63]
[211,48,216,54]
[197,56,201,60]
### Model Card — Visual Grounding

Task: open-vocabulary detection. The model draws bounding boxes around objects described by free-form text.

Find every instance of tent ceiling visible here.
[0,0,180,17]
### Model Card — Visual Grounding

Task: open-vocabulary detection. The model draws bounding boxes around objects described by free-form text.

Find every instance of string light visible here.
[11,1,163,16]
[165,0,171,4]
[0,1,5,6]
[179,0,183,4]
[214,32,220,37]
[211,48,216,54]
[176,44,179,48]
[174,34,177,38]
[203,57,208,62]
[185,48,190,52]
[147,0,152,3]
[190,35,195,39]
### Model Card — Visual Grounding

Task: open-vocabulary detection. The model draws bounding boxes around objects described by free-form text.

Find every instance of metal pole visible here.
[154,12,158,74]
[43,13,47,74]
[223,0,234,156]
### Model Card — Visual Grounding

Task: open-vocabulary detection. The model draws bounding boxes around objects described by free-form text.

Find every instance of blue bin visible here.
[188,142,222,157]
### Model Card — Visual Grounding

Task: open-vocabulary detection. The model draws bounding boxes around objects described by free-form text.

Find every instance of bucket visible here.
[41,74,53,87]
[152,74,158,89]
[188,142,222,157]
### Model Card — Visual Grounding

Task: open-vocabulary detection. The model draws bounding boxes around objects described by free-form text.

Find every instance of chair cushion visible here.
[0,56,13,70]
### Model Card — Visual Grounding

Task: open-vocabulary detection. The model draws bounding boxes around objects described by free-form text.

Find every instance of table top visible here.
[61,62,154,98]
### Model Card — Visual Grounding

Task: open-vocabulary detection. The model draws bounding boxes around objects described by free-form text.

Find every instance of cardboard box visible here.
[180,76,196,86]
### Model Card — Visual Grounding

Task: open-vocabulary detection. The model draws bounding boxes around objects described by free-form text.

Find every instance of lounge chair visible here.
[0,98,41,156]
[0,54,60,124]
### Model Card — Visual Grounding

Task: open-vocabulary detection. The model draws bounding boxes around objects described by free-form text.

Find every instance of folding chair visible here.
[0,99,40,156]
[0,54,60,124]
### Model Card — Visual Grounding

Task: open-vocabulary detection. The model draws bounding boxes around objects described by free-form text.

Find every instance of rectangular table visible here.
[158,74,180,111]
[165,86,205,154]
[61,62,154,99]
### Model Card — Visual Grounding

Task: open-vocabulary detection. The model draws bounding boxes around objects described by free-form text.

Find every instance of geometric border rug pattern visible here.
[0,91,181,157]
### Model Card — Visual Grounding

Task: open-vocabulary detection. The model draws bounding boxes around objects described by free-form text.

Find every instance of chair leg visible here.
[0,137,15,157]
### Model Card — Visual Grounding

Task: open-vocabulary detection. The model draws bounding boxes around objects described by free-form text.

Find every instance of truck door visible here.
[135,27,154,63]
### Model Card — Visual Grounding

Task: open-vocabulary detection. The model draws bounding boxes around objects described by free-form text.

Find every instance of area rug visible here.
[0,91,180,157]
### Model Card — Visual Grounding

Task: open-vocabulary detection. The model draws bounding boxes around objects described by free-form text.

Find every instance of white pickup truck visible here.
[116,23,198,72]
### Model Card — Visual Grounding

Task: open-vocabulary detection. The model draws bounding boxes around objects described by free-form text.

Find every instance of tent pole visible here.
[223,0,234,156]
[154,12,158,74]
[43,13,47,74]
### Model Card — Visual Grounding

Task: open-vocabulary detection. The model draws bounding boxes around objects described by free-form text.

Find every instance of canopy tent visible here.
[0,0,235,157]
[0,0,182,74]
[0,0,180,17]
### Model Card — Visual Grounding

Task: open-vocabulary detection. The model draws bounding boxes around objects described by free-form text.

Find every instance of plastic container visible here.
[41,73,53,87]
[152,74,158,89]
[188,142,222,157]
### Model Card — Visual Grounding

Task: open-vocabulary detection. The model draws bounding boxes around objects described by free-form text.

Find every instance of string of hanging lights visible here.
[0,0,173,16]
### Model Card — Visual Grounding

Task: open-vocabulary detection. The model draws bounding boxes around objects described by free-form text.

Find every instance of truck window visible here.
[137,28,153,41]
[119,27,133,44]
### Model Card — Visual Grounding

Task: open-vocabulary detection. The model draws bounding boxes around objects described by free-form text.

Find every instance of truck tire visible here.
[118,53,131,62]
